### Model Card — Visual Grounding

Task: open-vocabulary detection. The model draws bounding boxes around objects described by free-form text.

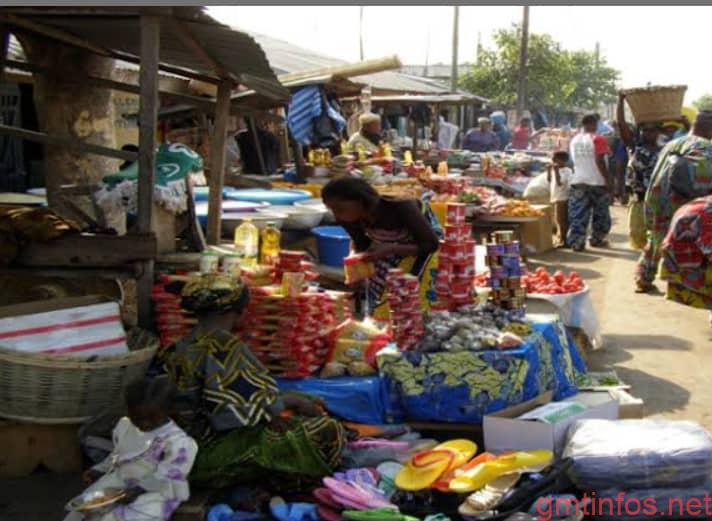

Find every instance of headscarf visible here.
[181,273,248,314]
[358,112,380,128]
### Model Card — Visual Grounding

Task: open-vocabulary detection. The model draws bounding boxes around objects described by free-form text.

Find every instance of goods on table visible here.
[387,269,424,351]
[418,303,527,353]
[490,199,544,218]
[343,254,375,285]
[238,287,339,378]
[486,233,526,319]
[273,250,319,286]
[433,203,476,311]
[523,268,584,294]
[272,182,324,198]
[564,419,712,491]
[374,183,423,200]
[421,176,470,195]
[321,319,392,378]
[153,275,197,348]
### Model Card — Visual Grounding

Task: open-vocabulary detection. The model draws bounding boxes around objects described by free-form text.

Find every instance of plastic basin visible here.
[313,226,351,267]
[223,188,312,205]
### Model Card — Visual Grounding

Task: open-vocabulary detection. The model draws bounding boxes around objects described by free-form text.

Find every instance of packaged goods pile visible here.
[322,319,392,377]
[386,269,425,351]
[486,233,527,318]
[152,274,196,348]
[433,203,477,311]
[238,287,339,378]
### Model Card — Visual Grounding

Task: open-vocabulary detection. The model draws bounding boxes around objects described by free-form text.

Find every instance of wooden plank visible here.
[206,79,232,245]
[184,177,206,252]
[0,124,137,161]
[0,266,140,280]
[0,26,9,84]
[16,234,157,267]
[136,14,161,329]
[248,116,267,175]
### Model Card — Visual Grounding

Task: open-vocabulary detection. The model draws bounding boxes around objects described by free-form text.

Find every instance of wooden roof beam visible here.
[169,18,232,81]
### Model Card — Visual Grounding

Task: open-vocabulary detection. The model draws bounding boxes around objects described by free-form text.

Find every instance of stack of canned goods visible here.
[433,203,477,311]
[486,231,526,319]
[387,268,425,351]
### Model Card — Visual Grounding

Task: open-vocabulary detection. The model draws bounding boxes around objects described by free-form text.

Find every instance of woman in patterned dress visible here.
[636,111,712,292]
[661,195,712,324]
[321,176,441,319]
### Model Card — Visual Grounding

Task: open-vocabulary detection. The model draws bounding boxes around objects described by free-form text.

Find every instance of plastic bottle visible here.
[260,222,281,266]
[233,218,259,268]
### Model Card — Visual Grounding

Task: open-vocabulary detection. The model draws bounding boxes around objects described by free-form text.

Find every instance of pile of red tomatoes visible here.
[523,268,585,294]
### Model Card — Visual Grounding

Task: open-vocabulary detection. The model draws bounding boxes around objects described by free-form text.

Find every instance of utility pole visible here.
[476,31,482,66]
[424,25,431,77]
[516,5,530,121]
[595,41,600,67]
[451,6,459,92]
[359,6,365,61]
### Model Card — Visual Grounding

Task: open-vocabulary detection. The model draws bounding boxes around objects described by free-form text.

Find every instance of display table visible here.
[377,315,586,424]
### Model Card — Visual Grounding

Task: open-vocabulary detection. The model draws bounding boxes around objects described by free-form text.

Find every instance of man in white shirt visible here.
[568,114,612,252]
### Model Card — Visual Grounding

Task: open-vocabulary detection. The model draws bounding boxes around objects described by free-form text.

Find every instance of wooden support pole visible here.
[0,27,9,84]
[248,116,267,175]
[136,14,160,329]
[206,79,232,245]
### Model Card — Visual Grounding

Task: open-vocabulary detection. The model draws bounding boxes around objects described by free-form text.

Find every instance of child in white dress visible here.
[547,150,573,247]
[65,378,197,521]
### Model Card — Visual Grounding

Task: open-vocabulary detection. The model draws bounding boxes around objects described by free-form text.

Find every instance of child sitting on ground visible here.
[65,378,197,521]
[547,150,573,248]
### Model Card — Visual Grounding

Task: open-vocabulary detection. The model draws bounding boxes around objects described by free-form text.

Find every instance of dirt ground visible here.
[3,205,711,520]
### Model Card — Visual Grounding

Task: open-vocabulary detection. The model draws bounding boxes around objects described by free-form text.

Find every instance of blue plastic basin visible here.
[313,226,351,267]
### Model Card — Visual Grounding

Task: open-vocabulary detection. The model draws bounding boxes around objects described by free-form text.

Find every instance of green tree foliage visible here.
[462,25,619,114]
[693,94,712,111]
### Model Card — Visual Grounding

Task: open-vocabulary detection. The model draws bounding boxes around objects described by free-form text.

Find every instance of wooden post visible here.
[136,14,160,329]
[248,116,267,175]
[0,27,9,84]
[206,79,232,245]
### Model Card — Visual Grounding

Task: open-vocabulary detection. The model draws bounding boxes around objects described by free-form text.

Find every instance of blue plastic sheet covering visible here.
[377,316,586,424]
[277,376,391,425]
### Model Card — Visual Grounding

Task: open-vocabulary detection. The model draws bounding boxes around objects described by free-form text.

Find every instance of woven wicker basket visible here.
[621,85,687,124]
[0,328,158,424]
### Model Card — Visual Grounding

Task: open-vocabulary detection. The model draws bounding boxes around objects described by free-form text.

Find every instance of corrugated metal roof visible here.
[246,30,450,96]
[1,7,288,101]
[368,93,489,105]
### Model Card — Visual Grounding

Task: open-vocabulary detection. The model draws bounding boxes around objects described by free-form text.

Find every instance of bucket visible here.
[313,226,351,267]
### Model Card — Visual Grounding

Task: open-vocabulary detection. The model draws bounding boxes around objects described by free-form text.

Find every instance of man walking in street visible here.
[567,114,612,252]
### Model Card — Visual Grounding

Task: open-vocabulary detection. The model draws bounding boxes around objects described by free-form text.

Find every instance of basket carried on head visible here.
[621,85,687,124]
[0,328,159,424]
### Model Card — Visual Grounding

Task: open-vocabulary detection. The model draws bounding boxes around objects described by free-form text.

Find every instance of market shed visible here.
[0,6,288,326]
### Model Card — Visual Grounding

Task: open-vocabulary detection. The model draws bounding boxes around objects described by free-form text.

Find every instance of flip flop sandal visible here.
[317,506,343,521]
[314,488,342,510]
[324,478,395,511]
[449,451,552,494]
[395,449,455,492]
[342,508,414,521]
[458,473,521,518]
[433,453,496,492]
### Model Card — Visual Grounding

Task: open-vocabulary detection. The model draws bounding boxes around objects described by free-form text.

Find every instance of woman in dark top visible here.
[322,176,440,318]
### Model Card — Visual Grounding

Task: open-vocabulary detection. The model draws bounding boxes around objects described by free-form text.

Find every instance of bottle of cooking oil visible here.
[260,222,281,266]
[233,218,259,268]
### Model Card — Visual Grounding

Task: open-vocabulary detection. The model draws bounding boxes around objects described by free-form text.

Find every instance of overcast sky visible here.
[208,5,710,105]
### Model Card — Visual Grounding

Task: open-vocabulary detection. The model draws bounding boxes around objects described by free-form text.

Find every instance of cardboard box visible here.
[520,204,554,254]
[606,388,645,419]
[484,391,619,455]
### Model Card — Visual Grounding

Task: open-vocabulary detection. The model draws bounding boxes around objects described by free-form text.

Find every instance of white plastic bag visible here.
[564,419,712,492]
[527,286,601,348]
[523,172,550,204]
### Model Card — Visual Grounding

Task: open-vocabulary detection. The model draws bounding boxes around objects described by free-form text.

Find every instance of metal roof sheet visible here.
[0,7,288,101]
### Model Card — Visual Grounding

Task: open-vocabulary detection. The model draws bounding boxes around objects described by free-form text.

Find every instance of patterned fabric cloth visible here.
[64,418,197,521]
[287,85,345,146]
[660,196,712,309]
[637,134,712,284]
[164,329,280,438]
[190,415,345,490]
[378,319,586,423]
[627,143,660,195]
[566,185,612,248]
[180,273,247,315]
